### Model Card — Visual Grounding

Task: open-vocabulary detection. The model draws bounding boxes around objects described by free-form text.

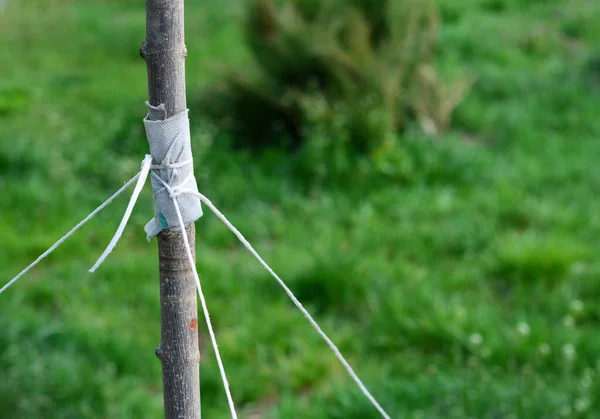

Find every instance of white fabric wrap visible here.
[143,102,203,239]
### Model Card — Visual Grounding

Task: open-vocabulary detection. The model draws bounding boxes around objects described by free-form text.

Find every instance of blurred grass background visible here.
[1,0,600,418]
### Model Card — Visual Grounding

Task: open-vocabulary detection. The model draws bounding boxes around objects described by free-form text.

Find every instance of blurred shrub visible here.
[197,0,471,179]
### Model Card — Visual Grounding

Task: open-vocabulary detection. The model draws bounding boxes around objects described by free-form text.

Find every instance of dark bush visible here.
[197,0,471,178]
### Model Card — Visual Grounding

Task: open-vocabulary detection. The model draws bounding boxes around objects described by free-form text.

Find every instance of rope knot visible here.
[150,161,194,200]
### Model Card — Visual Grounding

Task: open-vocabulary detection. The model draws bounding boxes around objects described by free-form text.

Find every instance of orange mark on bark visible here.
[189,318,198,331]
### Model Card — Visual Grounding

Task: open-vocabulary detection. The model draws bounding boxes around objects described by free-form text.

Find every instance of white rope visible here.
[0,170,142,295]
[2,155,391,419]
[89,155,153,273]
[152,167,238,418]
[175,189,393,419]
[173,196,238,419]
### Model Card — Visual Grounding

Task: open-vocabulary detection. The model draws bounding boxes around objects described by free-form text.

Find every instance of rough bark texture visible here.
[143,0,188,116]
[155,227,200,419]
[143,1,201,418]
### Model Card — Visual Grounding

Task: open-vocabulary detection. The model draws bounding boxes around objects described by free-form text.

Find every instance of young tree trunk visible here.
[142,1,201,418]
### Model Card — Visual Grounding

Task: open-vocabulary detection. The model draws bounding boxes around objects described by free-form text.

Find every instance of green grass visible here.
[1,0,600,418]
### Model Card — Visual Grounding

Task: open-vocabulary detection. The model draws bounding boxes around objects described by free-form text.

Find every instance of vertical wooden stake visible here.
[141,1,201,418]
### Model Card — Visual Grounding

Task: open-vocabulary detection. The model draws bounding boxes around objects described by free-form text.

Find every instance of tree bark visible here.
[142,1,201,418]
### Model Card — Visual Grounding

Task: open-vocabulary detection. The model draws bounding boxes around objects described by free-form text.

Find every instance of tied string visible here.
[89,155,153,273]
[150,158,239,419]
[150,159,196,201]
[0,156,152,295]
[150,160,390,419]
[1,156,392,419]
